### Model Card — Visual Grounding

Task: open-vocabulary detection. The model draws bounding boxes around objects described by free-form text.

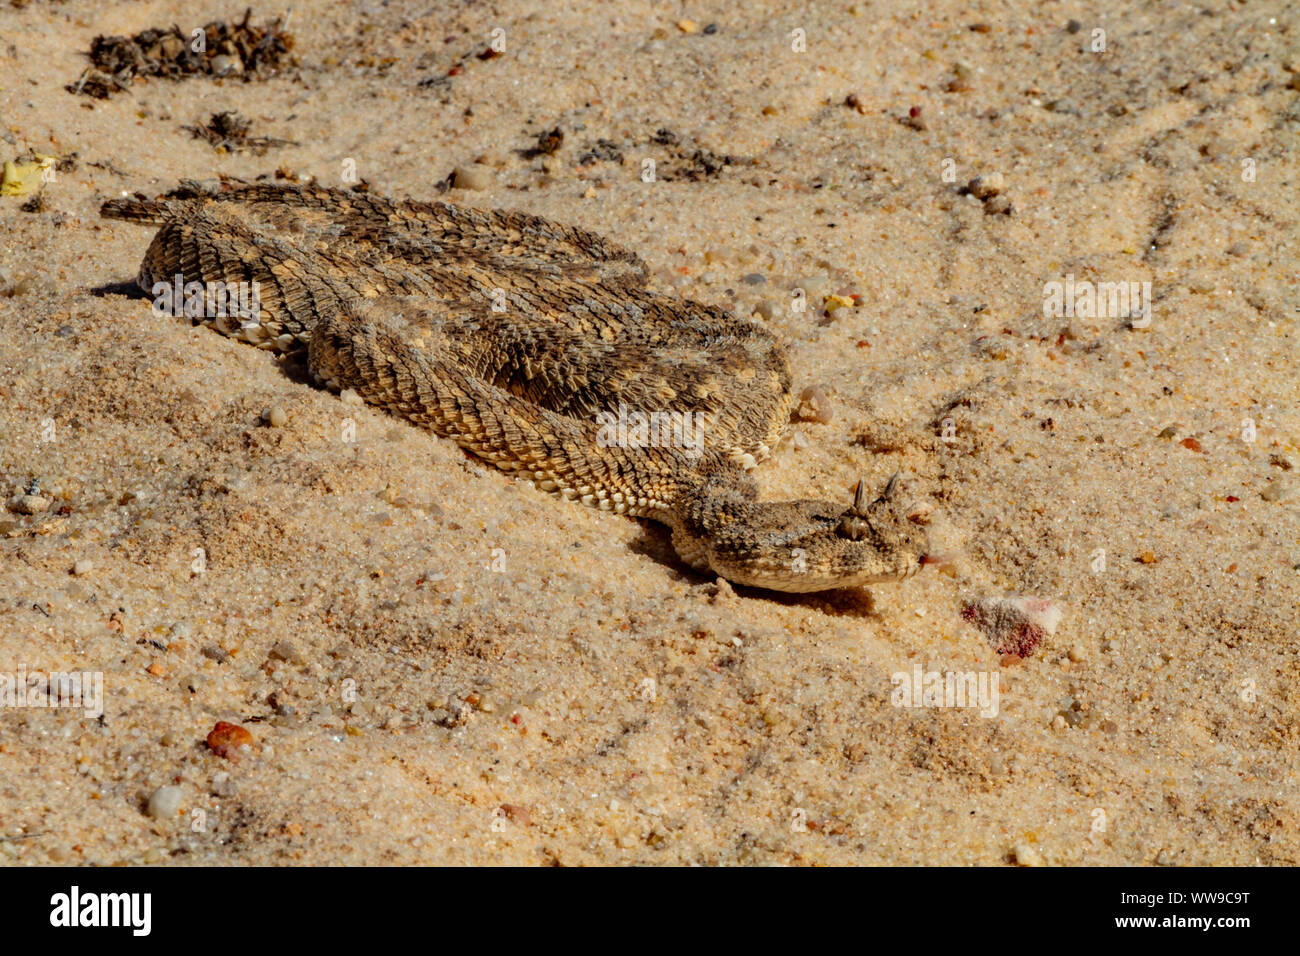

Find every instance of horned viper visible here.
[101,182,926,592]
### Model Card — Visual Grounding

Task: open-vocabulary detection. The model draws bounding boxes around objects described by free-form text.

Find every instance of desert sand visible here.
[0,0,1296,865]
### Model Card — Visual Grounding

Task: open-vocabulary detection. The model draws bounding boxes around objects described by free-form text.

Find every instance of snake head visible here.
[836,472,899,541]
[695,471,929,592]
[808,471,927,588]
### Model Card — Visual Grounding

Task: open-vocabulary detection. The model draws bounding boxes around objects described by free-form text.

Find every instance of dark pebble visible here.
[201,644,231,664]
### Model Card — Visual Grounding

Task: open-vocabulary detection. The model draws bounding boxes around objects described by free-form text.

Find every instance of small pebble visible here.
[10,494,51,515]
[500,803,532,825]
[72,559,93,576]
[143,847,165,864]
[268,639,301,663]
[206,721,254,759]
[1261,482,1291,502]
[795,386,834,424]
[452,166,492,191]
[146,785,183,820]
[969,172,1004,200]
[210,54,243,76]
[201,644,232,664]
[907,501,935,524]
[983,195,1013,216]
[263,405,287,428]
[741,272,766,285]
[1012,843,1044,866]
[823,293,856,315]
[211,771,237,797]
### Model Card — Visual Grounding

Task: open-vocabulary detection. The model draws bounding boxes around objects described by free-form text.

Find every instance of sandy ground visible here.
[0,0,1296,865]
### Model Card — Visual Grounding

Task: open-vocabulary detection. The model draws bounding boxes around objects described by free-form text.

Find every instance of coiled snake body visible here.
[102,183,925,591]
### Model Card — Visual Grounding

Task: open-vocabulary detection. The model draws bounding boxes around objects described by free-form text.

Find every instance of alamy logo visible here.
[152,275,262,326]
[1043,274,1152,326]
[0,667,103,718]
[891,664,999,718]
[595,402,703,458]
[49,886,151,936]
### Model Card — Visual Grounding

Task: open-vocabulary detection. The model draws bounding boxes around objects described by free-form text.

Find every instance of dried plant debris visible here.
[518,126,564,159]
[185,111,296,154]
[576,139,624,166]
[68,8,295,98]
[562,127,742,180]
[650,127,737,180]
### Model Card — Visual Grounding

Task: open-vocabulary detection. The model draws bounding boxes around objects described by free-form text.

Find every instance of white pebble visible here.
[10,494,50,515]
[1012,842,1044,867]
[146,785,183,820]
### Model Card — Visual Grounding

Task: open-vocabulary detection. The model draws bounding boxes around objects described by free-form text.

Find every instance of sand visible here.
[0,0,1296,865]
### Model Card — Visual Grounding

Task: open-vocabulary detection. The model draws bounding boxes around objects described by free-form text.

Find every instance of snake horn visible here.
[883,471,900,500]
[851,477,869,514]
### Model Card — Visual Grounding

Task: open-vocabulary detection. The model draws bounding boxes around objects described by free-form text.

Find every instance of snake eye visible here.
[837,515,870,540]
[836,476,875,539]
